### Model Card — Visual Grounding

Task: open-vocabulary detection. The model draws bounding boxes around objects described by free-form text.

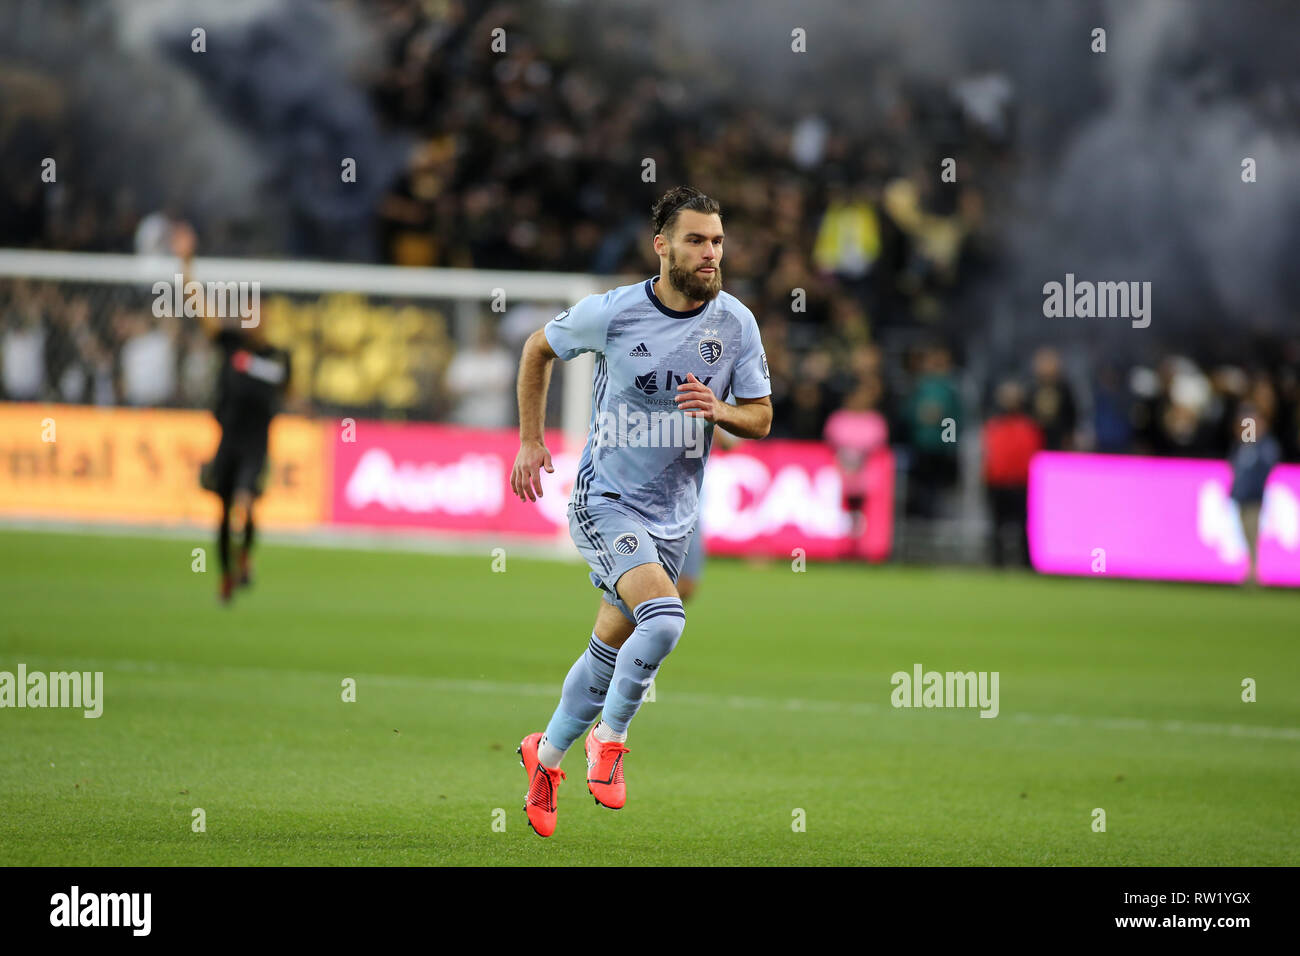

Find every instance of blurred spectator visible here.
[765,248,830,350]
[824,379,889,557]
[1204,365,1251,459]
[1275,341,1300,461]
[903,345,962,517]
[2,312,45,400]
[1230,406,1281,584]
[1027,347,1077,451]
[47,294,90,403]
[134,205,184,257]
[119,313,177,406]
[882,171,970,300]
[179,327,215,407]
[1158,358,1218,457]
[812,181,882,288]
[445,318,515,428]
[84,337,118,407]
[1129,365,1164,455]
[1090,364,1132,454]
[773,350,835,441]
[981,381,1043,566]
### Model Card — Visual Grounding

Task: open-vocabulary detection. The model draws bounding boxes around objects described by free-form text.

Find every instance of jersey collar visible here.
[645,276,710,319]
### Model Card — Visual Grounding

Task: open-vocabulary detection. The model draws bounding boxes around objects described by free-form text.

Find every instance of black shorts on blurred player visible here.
[203,433,268,501]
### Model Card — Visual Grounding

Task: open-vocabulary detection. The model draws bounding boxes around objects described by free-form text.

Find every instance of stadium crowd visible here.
[4,276,1296,465]
[0,1,1000,438]
[2,0,1297,535]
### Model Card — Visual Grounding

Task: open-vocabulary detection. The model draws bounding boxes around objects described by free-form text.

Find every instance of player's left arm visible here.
[676,375,771,439]
[675,311,773,439]
[719,394,772,439]
[171,223,223,340]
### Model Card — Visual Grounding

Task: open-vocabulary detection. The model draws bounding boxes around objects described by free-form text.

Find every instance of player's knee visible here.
[612,600,683,701]
[632,597,686,660]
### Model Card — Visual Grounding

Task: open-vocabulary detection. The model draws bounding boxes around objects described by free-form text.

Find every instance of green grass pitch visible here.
[1,529,1296,866]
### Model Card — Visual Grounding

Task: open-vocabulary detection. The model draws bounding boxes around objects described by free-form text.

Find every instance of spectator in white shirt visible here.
[445,320,515,429]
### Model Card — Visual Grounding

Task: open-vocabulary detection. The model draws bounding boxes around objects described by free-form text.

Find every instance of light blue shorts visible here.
[567,498,695,623]
[679,523,706,581]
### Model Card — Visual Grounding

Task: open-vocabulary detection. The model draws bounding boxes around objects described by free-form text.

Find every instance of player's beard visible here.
[666,247,722,303]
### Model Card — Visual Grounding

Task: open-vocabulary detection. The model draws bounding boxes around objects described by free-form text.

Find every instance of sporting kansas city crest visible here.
[614,533,640,556]
[698,329,723,366]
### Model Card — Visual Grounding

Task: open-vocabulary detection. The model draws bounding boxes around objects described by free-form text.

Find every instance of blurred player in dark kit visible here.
[174,225,291,604]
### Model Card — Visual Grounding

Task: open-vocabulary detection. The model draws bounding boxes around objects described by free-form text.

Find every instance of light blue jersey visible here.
[545,275,770,540]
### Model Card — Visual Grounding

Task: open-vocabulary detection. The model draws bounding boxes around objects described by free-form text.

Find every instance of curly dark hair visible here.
[651,186,722,238]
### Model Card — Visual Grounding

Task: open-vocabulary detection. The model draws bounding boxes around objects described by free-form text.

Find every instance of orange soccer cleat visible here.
[518,732,566,837]
[585,725,629,810]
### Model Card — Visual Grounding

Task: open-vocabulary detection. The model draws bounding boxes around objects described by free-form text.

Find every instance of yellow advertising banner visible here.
[0,403,324,528]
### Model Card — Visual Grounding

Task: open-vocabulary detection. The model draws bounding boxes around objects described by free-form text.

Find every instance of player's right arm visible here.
[512,328,558,502]
[170,223,222,340]
[511,294,611,503]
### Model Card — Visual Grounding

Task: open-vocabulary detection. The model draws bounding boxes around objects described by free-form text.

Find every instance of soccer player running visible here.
[174,225,291,604]
[510,186,772,837]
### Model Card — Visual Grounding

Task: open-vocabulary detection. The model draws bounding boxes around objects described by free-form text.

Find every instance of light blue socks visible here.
[601,597,686,734]
[539,635,618,764]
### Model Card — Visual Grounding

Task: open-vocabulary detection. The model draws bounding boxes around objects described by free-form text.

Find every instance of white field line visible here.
[10,653,1298,743]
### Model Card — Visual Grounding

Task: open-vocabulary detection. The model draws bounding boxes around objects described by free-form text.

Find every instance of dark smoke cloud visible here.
[1013,0,1300,345]
[3,0,409,260]
[6,0,1300,336]
[595,0,1300,340]
[137,0,410,259]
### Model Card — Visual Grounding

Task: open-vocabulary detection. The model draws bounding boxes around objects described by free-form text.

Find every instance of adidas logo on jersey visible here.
[629,343,652,357]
